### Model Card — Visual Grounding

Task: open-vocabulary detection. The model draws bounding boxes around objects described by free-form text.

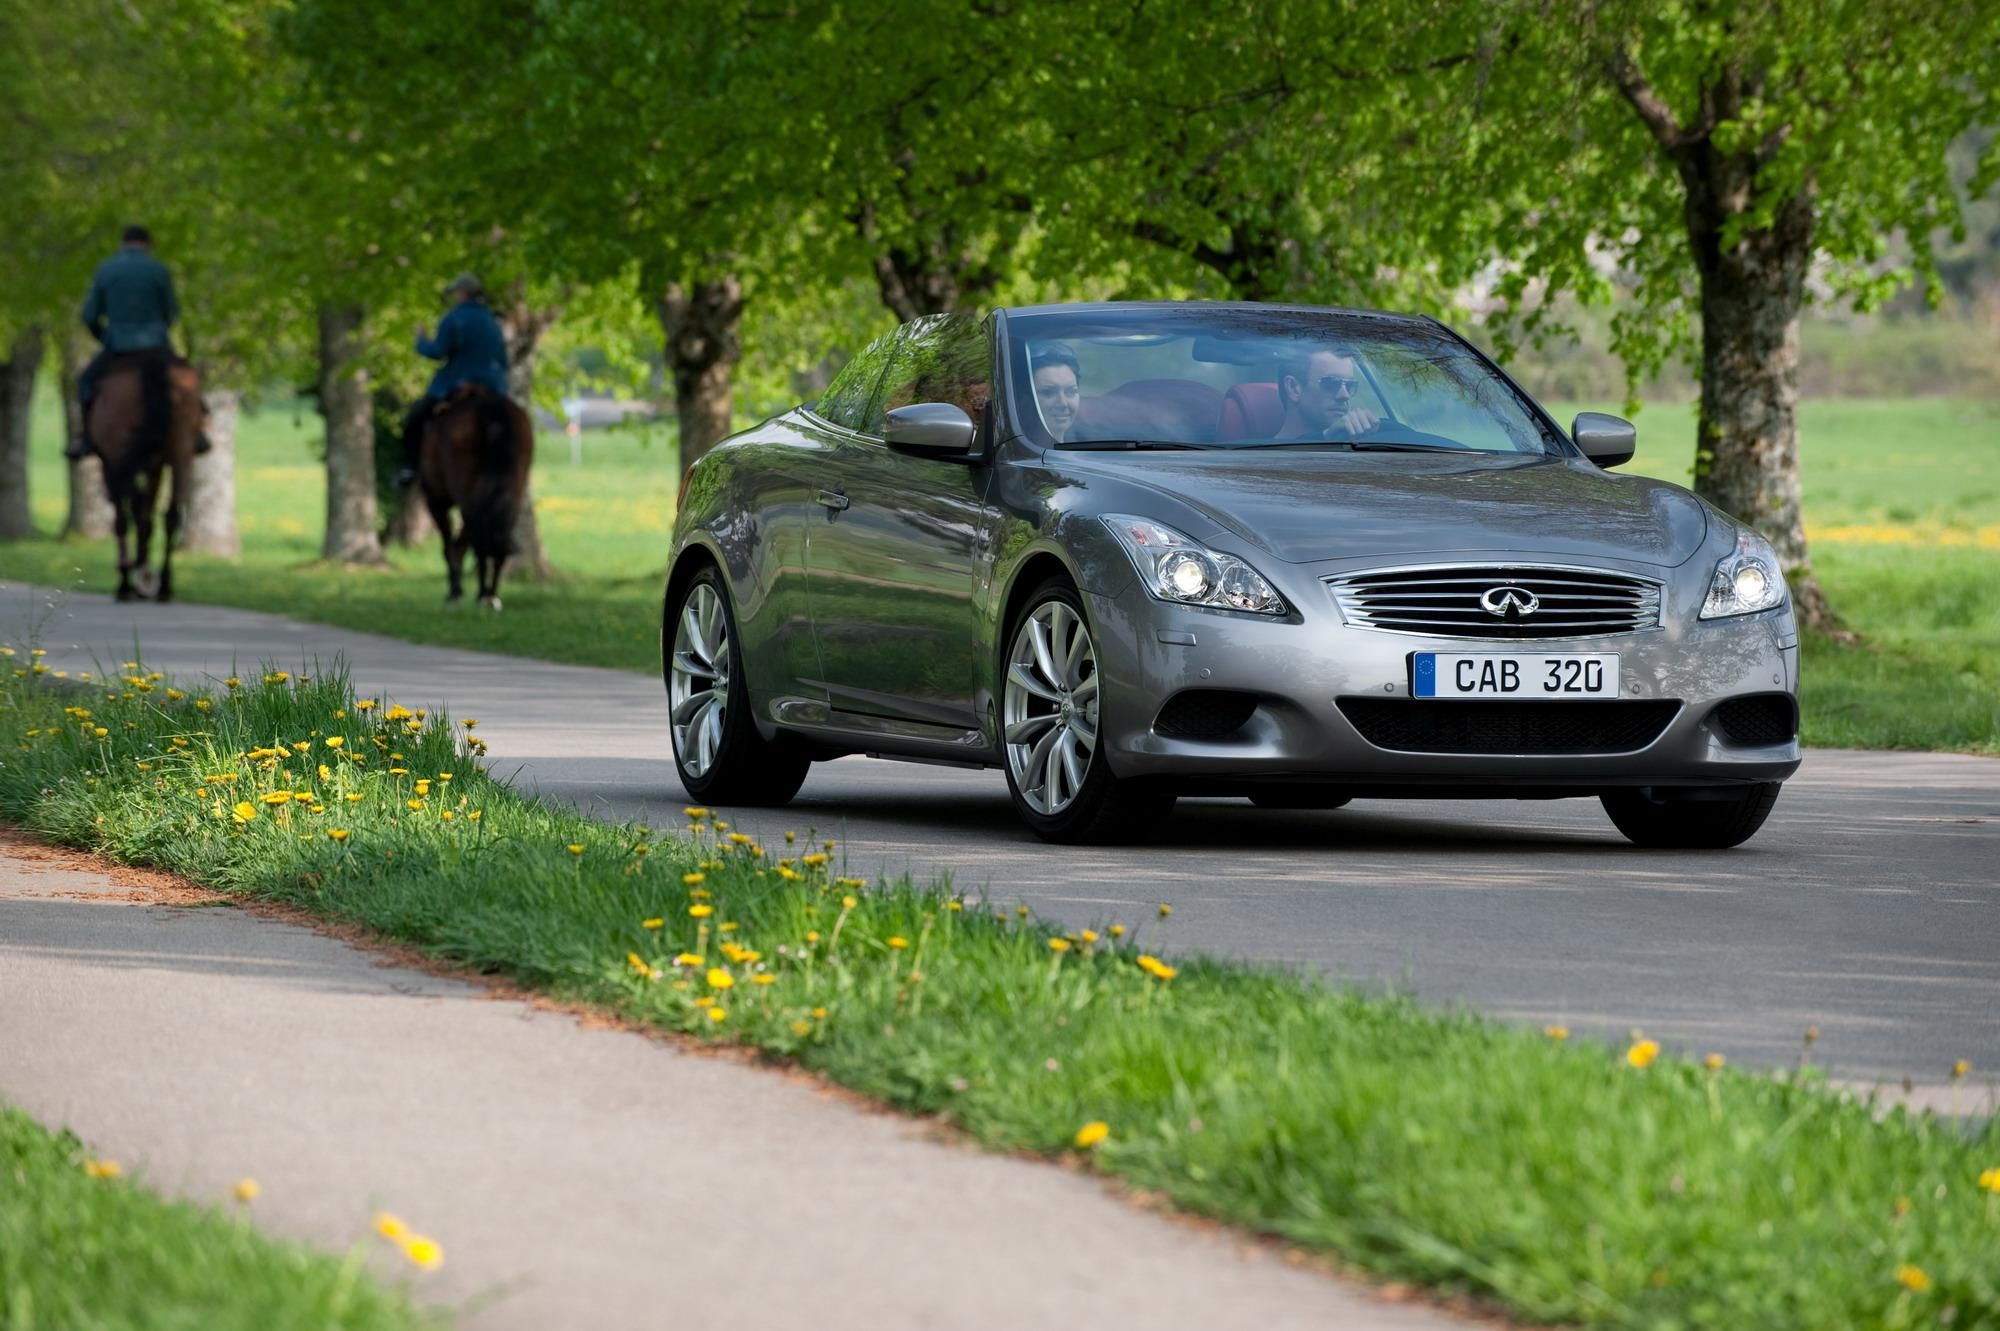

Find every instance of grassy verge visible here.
[2,663,1996,1327]
[0,1105,433,1331]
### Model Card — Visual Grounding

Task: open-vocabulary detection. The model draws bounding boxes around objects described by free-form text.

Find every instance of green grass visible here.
[3,383,1996,748]
[2,664,1997,1328]
[0,1105,434,1331]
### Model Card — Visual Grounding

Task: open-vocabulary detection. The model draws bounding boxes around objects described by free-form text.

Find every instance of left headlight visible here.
[1699,530,1788,619]
[1102,515,1287,615]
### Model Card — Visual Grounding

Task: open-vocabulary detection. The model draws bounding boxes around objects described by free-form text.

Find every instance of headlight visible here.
[1699,531,1788,619]
[1103,515,1286,615]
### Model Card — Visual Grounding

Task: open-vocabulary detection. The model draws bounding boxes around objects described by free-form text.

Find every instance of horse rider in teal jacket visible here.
[395,272,510,487]
[71,224,207,457]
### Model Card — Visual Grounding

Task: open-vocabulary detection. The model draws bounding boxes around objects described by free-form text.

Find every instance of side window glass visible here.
[865,313,992,437]
[814,327,901,433]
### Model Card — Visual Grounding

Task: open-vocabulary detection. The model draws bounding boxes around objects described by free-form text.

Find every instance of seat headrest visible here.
[1219,382,1283,440]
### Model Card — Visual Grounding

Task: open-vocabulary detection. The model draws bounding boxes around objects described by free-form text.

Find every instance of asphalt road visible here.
[9,580,1998,1090]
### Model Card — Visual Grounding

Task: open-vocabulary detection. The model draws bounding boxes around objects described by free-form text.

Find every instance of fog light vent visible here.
[1712,694,1797,746]
[1154,690,1259,741]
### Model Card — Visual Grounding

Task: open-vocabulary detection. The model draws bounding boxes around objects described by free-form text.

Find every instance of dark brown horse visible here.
[83,351,203,602]
[417,385,534,609]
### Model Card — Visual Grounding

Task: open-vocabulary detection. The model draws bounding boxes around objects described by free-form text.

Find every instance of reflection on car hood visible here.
[1063,451,1710,567]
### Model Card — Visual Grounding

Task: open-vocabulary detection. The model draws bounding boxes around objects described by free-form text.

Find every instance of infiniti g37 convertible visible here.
[662,302,1800,847]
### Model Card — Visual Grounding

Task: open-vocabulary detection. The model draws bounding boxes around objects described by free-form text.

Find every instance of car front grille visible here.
[1327,565,1663,640]
[1337,698,1682,755]
[1711,694,1797,746]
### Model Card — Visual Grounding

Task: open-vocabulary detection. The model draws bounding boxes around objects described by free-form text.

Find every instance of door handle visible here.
[816,489,850,512]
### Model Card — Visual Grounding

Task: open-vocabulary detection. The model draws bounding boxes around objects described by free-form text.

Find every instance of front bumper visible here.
[1085,578,1801,793]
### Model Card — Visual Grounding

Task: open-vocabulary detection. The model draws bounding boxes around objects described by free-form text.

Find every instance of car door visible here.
[806,314,995,737]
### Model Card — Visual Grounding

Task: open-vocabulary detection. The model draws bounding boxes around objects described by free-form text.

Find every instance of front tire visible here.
[1000,578,1173,843]
[1600,783,1781,849]
[665,565,811,806]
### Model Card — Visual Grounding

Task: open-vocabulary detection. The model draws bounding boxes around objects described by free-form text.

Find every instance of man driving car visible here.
[1275,346,1380,441]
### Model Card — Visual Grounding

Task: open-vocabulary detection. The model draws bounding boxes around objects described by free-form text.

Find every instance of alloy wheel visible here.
[669,582,731,778]
[1003,599,1099,815]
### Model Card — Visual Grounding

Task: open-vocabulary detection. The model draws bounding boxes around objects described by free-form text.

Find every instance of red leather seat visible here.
[1073,379,1224,443]
[1218,382,1283,440]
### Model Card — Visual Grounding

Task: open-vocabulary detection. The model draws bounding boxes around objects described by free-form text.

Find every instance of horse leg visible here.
[157,462,182,603]
[424,491,465,602]
[128,476,158,600]
[112,497,138,601]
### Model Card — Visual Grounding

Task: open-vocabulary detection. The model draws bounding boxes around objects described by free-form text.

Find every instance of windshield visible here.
[1004,306,1563,456]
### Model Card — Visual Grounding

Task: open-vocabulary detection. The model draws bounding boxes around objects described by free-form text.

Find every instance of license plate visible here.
[1411,652,1620,699]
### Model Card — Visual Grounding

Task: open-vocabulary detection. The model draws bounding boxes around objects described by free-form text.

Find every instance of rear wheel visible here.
[1600,783,1781,849]
[1001,579,1173,843]
[665,566,811,806]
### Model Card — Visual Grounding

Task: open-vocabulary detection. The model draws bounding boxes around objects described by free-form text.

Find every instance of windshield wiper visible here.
[1237,439,1471,454]
[1060,439,1208,451]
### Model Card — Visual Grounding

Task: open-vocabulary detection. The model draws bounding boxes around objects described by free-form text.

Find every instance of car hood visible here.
[1063,450,1710,567]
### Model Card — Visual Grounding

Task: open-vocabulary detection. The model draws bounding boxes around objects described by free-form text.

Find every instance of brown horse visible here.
[417,385,534,609]
[83,351,203,602]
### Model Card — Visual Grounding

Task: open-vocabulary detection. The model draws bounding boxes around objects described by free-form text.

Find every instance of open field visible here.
[2,665,1996,1328]
[3,386,1995,751]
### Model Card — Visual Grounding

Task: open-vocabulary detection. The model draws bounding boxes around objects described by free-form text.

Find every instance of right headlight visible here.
[1699,530,1788,619]
[1102,515,1287,615]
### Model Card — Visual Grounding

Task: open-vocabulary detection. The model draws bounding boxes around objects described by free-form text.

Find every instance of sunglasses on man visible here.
[1314,375,1359,396]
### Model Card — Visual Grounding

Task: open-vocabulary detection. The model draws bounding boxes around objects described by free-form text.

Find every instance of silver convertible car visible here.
[662,303,1800,847]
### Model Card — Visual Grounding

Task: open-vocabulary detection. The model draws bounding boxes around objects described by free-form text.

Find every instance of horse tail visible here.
[100,353,175,496]
[465,394,526,559]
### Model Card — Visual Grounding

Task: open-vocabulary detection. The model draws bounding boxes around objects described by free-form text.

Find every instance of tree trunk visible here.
[501,298,558,581]
[318,304,384,565]
[1689,195,1838,633]
[182,389,241,556]
[0,327,44,541]
[657,276,742,475]
[57,333,113,539]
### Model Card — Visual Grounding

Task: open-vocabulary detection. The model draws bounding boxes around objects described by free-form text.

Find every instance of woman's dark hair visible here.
[1028,340,1080,379]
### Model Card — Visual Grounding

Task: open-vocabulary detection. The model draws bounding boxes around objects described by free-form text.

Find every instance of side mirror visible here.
[1571,412,1636,468]
[883,402,976,457]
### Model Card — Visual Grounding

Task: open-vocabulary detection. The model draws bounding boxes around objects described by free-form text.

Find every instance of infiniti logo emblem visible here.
[1480,585,1540,618]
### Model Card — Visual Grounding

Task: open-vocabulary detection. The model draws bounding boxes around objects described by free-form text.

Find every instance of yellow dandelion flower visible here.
[324,736,344,749]
[1626,1039,1661,1069]
[1952,1058,1970,1080]
[706,1006,727,1023]
[566,843,584,856]
[811,1006,828,1020]
[1048,938,1072,953]
[947,901,964,912]
[707,968,735,990]
[626,952,659,979]
[1158,903,1173,917]
[1109,924,1126,938]
[1977,1167,2000,1194]
[1079,929,1098,943]
[401,1236,444,1269]
[1894,1196,1913,1217]
[328,829,350,842]
[675,952,704,966]
[689,903,714,918]
[356,699,376,711]
[791,1019,812,1036]
[83,1158,122,1178]
[684,806,709,818]
[1895,1264,1930,1293]
[233,1178,259,1202]
[728,832,752,845]
[406,799,425,812]
[1704,1053,1726,1071]
[1544,1025,1570,1040]
[93,726,109,738]
[841,895,858,909]
[345,793,363,803]
[752,974,776,986]
[265,672,290,684]
[232,801,257,823]
[642,917,665,930]
[804,931,821,944]
[887,936,909,950]
[1073,1121,1110,1149]
[439,810,454,822]
[801,852,828,867]
[683,872,705,886]
[462,719,478,729]
[468,811,481,821]
[414,780,432,796]
[631,843,650,856]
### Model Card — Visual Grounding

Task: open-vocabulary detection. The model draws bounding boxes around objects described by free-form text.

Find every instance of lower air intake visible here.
[1337,698,1682,755]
